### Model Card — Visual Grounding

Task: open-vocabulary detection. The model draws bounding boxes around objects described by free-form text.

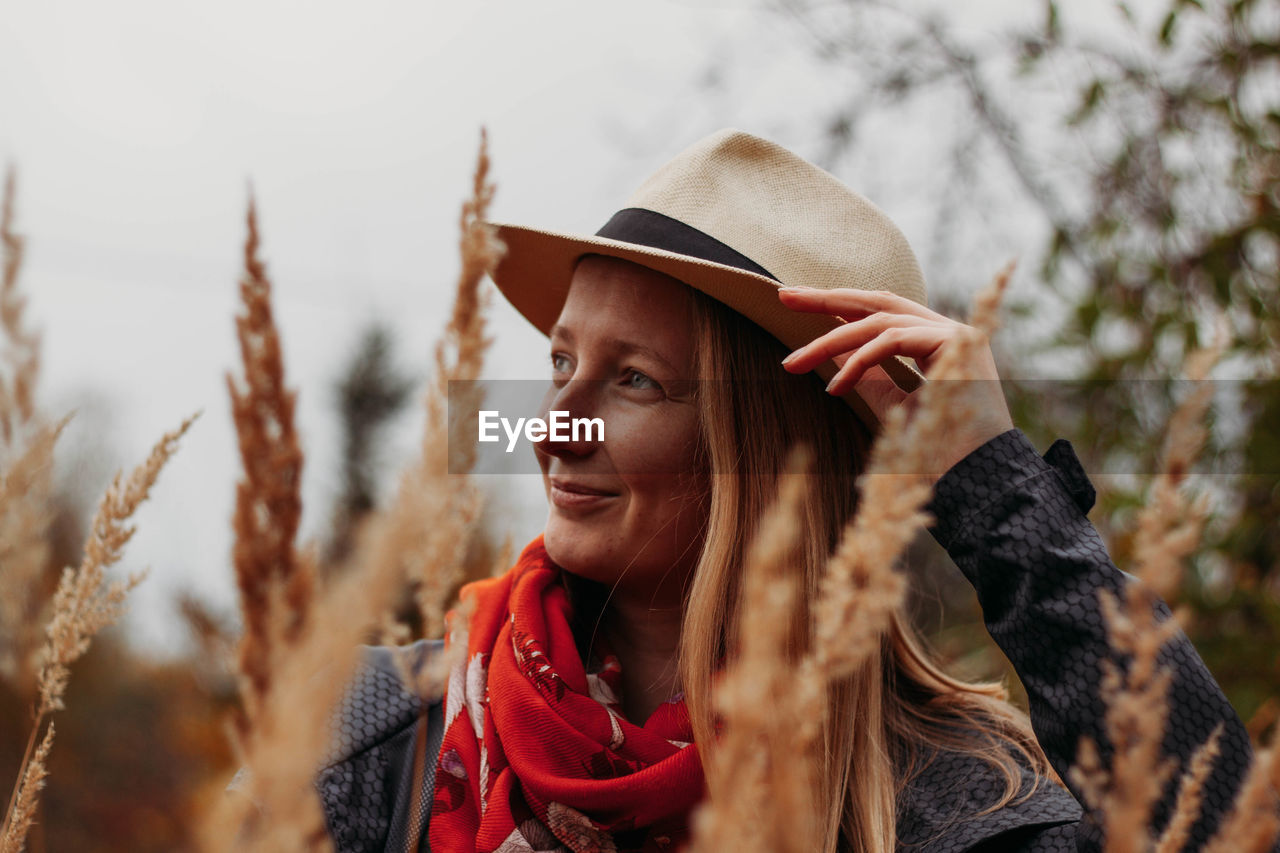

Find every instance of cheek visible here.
[603,405,701,477]
[611,410,706,522]
[620,470,709,578]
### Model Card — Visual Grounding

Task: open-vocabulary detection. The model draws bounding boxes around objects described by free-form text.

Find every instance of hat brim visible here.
[487,221,925,431]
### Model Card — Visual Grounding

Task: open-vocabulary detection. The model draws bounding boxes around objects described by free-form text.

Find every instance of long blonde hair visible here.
[677,288,1050,852]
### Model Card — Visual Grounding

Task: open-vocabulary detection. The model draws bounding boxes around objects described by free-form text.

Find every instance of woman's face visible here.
[534,255,708,607]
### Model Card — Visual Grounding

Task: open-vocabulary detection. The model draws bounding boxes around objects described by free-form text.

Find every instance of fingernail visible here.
[779,286,811,294]
[825,377,838,393]
[781,352,796,367]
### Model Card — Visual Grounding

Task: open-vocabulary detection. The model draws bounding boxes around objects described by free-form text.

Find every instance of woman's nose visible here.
[535,379,603,460]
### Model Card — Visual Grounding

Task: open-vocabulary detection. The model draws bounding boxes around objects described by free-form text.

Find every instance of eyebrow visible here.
[548,323,680,374]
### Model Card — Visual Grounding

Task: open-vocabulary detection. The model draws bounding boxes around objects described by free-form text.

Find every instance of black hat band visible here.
[594,208,779,282]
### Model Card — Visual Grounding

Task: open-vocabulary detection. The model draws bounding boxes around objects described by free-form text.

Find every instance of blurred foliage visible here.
[321,321,504,641]
[1,634,236,852]
[325,322,415,570]
[771,0,1280,717]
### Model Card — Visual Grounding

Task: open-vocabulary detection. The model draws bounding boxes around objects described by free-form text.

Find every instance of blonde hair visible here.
[677,288,1051,852]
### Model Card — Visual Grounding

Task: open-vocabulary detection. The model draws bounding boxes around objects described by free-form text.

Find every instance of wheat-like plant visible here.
[1203,737,1280,852]
[37,414,198,716]
[206,130,502,851]
[1070,324,1280,853]
[1,414,196,853]
[201,192,340,852]
[1067,332,1213,853]
[1157,728,1224,853]
[0,725,51,853]
[356,127,504,698]
[0,419,65,690]
[690,447,823,853]
[0,170,196,853]
[3,138,1269,853]
[690,265,1015,852]
[0,169,40,440]
[0,169,58,696]
[812,264,1011,682]
[225,194,312,735]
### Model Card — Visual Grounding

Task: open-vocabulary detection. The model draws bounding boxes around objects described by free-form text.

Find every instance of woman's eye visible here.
[623,368,661,392]
[550,352,572,375]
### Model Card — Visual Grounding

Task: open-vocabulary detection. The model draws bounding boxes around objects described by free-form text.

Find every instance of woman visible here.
[315,130,1255,852]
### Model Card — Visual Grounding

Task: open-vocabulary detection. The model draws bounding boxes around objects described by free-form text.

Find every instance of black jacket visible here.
[314,430,1257,852]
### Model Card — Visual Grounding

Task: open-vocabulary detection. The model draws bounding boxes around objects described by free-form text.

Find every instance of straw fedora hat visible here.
[488,128,927,429]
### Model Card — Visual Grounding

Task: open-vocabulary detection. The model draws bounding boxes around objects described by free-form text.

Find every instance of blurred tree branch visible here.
[760,0,1280,717]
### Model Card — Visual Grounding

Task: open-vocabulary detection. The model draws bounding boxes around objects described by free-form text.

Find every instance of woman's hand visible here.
[777,286,1014,474]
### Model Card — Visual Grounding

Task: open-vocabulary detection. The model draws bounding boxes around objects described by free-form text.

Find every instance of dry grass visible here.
[691,447,823,853]
[197,195,339,851]
[2,415,196,852]
[812,263,1010,682]
[356,126,504,697]
[0,169,40,439]
[0,169,197,853]
[1204,736,1280,852]
[0,169,57,697]
[37,414,198,718]
[203,130,502,851]
[690,264,1015,852]
[1072,343,1222,853]
[225,194,312,735]
[0,419,64,692]
[1157,728,1223,853]
[1070,324,1280,853]
[0,724,51,853]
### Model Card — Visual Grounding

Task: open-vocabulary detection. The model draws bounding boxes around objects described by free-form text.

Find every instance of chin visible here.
[542,518,594,572]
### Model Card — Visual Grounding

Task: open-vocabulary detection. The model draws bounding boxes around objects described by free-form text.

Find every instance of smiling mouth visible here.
[548,478,618,511]
[549,478,617,496]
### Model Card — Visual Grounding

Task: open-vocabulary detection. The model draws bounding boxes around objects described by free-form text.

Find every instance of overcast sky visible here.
[1,0,1105,653]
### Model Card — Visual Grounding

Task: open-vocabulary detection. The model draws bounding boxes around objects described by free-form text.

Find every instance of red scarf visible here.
[428,537,704,853]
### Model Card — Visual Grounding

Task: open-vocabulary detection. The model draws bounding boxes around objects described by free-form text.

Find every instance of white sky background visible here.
[0,0,1131,654]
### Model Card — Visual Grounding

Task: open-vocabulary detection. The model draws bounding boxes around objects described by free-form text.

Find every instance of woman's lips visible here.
[549,479,618,511]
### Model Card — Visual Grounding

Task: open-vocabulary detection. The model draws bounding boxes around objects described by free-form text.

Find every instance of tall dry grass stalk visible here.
[1130,337,1222,605]
[37,414,198,717]
[225,194,312,734]
[0,724,52,853]
[1070,325,1280,853]
[812,263,1011,682]
[206,131,502,851]
[0,169,197,852]
[0,169,40,440]
[0,169,59,696]
[692,447,824,853]
[689,265,1015,852]
[0,420,64,690]
[203,193,336,852]
[1066,336,1217,853]
[1067,331,1215,853]
[1204,735,1280,852]
[1,414,196,853]
[358,126,505,697]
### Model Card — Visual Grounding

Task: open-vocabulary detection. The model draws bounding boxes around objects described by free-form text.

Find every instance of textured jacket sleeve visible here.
[927,429,1255,852]
[317,641,444,853]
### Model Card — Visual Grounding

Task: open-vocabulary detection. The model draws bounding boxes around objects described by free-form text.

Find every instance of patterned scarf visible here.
[428,537,704,853]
